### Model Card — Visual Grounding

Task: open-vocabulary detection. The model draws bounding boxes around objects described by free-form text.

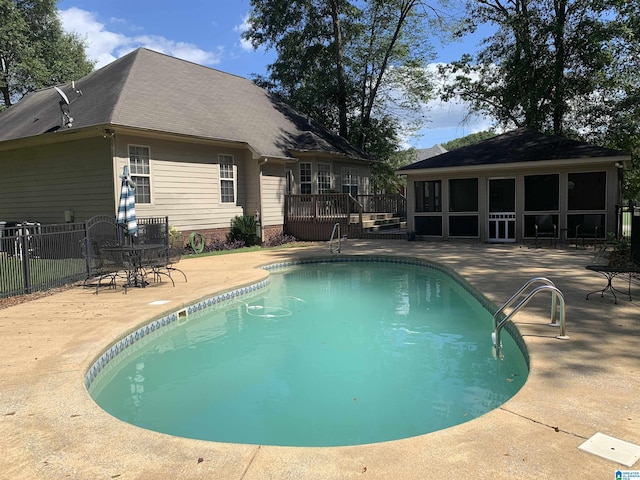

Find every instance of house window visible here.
[342,167,358,196]
[219,154,235,203]
[318,163,332,193]
[524,174,559,211]
[415,180,442,212]
[300,163,312,195]
[129,145,151,204]
[568,172,606,210]
[449,178,478,212]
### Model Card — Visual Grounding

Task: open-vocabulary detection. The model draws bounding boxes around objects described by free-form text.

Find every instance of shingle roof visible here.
[398,128,626,171]
[0,48,370,161]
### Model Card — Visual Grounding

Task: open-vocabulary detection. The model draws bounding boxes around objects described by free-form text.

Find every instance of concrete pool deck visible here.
[1,240,639,479]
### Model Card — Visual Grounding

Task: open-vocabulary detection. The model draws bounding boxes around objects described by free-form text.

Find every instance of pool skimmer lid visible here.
[578,432,640,467]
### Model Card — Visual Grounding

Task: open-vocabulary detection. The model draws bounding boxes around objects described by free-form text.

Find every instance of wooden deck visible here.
[284,194,406,241]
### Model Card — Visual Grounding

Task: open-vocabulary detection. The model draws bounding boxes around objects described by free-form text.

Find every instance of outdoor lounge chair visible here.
[535,215,557,248]
[575,214,604,250]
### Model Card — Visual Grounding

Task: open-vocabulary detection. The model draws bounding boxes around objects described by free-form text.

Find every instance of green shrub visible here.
[228,215,261,247]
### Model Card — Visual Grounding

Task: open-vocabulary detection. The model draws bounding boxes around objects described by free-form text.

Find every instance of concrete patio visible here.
[1,240,638,479]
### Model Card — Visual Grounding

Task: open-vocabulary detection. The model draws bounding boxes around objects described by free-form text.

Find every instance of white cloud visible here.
[233,14,254,52]
[59,8,126,68]
[59,7,223,69]
[411,63,496,147]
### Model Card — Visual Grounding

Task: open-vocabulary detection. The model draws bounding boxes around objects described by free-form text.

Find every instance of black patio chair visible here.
[575,214,604,250]
[166,245,188,283]
[81,237,123,293]
[534,215,557,248]
[148,245,187,285]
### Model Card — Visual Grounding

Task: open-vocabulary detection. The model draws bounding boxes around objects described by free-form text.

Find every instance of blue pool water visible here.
[89,260,528,446]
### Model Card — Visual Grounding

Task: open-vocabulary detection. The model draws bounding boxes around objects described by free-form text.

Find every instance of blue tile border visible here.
[84,278,270,391]
[85,255,529,392]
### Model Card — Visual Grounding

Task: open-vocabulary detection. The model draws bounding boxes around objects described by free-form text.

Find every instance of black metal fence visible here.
[0,221,87,298]
[0,217,166,299]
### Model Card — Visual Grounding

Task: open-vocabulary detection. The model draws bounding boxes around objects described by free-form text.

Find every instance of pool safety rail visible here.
[492,277,568,357]
[329,222,342,253]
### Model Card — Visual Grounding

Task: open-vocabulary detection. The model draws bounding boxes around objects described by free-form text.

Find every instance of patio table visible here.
[585,264,640,304]
[101,244,166,291]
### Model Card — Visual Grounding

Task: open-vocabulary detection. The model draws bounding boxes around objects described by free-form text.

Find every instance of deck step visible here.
[361,230,408,240]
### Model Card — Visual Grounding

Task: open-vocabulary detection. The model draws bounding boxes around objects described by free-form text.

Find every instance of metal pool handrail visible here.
[493,277,558,329]
[329,222,341,253]
[492,278,568,357]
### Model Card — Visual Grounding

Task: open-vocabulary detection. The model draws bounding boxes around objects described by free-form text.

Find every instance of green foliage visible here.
[168,225,182,247]
[607,232,630,253]
[438,1,640,202]
[442,1,632,136]
[244,0,446,189]
[228,216,261,247]
[0,0,94,109]
[441,130,497,151]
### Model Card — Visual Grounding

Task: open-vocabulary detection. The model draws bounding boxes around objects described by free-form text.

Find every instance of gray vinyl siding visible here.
[260,163,286,226]
[114,135,247,231]
[244,162,260,220]
[0,137,114,223]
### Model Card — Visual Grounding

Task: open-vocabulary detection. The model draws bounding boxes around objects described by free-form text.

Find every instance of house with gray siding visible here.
[0,48,372,243]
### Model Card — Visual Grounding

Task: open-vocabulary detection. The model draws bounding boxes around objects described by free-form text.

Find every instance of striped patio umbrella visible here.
[117,165,138,236]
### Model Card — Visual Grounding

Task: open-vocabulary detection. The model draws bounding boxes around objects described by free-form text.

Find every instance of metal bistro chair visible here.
[535,215,557,248]
[145,243,188,286]
[136,218,187,286]
[165,244,188,283]
[81,237,122,293]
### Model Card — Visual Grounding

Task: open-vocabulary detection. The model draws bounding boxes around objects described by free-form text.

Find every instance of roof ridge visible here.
[109,49,144,124]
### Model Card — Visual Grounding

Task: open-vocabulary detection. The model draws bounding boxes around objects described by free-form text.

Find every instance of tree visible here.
[244,0,442,166]
[440,0,618,137]
[441,129,496,150]
[0,0,94,110]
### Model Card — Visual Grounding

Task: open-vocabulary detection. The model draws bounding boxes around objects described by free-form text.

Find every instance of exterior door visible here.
[488,178,516,242]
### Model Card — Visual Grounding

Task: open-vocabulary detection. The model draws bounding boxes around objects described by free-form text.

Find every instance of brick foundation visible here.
[176,224,285,248]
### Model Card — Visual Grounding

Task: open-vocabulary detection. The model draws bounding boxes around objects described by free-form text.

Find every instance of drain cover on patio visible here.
[578,432,640,467]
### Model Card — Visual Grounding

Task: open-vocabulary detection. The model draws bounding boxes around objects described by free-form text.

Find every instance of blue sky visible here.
[57,0,494,148]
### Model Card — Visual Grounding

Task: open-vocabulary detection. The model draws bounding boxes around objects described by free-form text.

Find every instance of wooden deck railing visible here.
[355,194,407,217]
[283,193,406,241]
[284,194,363,241]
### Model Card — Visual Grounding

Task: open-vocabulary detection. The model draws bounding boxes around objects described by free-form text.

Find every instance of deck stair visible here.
[357,213,407,239]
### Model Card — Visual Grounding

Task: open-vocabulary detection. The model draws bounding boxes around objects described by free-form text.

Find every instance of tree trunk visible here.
[1,57,12,108]
[329,0,349,139]
[552,0,567,135]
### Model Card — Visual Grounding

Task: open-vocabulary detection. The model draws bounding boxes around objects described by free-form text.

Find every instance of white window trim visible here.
[300,162,312,195]
[318,162,332,193]
[128,144,152,204]
[341,167,359,195]
[219,154,236,204]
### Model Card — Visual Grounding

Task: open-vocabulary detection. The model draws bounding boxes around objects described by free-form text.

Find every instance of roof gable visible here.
[0,48,369,161]
[399,128,627,171]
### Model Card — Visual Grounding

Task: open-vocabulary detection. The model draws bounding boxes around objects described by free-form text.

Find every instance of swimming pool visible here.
[87,257,528,447]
